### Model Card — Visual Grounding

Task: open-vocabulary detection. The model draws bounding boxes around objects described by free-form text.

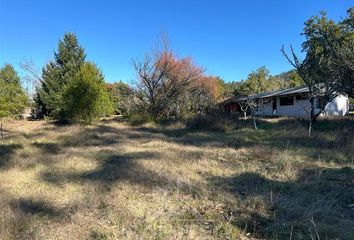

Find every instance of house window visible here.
[279,96,294,106]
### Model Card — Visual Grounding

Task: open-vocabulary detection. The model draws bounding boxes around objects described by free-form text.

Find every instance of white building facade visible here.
[251,87,349,117]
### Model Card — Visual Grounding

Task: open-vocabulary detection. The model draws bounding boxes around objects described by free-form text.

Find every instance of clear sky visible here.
[0,0,353,83]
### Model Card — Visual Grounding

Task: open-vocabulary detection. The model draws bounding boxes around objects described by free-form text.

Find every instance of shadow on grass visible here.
[40,151,195,194]
[133,117,353,163]
[0,143,22,169]
[206,167,354,239]
[32,142,61,154]
[23,130,51,140]
[10,198,69,221]
[33,116,352,163]
[60,124,123,148]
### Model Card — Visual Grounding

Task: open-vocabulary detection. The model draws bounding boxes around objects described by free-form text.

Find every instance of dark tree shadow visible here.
[10,198,69,221]
[131,117,354,165]
[23,130,49,140]
[60,124,124,148]
[32,142,61,154]
[40,151,195,194]
[0,143,22,169]
[205,167,354,239]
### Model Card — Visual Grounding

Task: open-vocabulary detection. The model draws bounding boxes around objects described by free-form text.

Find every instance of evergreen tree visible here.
[62,62,113,124]
[36,32,86,119]
[0,64,28,138]
[0,64,21,85]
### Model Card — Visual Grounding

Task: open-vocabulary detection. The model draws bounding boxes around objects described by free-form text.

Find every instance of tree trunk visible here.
[308,117,312,137]
[243,111,247,120]
[252,114,258,130]
[1,119,3,140]
[308,97,316,137]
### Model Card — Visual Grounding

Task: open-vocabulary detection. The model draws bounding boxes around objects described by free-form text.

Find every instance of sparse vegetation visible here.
[0,5,353,240]
[0,116,353,239]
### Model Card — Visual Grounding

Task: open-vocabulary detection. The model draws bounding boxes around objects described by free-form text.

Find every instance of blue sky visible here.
[0,1,352,83]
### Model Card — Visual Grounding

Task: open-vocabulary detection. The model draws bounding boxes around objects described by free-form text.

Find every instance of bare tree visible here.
[132,38,204,120]
[281,46,341,137]
[238,100,249,120]
[19,59,42,99]
[281,9,354,136]
[247,97,268,130]
[236,96,267,130]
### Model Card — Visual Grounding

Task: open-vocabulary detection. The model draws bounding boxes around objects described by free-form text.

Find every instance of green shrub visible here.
[63,62,113,124]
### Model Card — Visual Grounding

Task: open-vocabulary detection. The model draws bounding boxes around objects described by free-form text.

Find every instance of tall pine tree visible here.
[36,32,86,120]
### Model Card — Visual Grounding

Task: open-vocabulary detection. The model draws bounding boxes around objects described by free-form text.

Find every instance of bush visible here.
[62,62,113,124]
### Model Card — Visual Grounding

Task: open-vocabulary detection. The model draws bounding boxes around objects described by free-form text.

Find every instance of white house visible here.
[223,86,350,117]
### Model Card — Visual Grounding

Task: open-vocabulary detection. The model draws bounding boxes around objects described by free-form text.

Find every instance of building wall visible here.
[276,95,312,117]
[254,96,311,117]
[322,94,349,116]
[254,94,349,117]
[255,100,273,115]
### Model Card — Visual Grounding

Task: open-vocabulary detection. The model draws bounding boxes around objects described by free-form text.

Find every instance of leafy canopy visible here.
[282,7,354,102]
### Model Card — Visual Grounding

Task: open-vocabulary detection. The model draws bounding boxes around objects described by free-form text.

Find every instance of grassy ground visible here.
[0,116,353,239]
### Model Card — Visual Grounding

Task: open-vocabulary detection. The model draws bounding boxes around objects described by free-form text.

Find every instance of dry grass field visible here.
[0,116,353,239]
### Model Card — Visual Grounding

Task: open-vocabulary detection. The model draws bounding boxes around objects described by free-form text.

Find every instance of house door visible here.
[272,98,277,115]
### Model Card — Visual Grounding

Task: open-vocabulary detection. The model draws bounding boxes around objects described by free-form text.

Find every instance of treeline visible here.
[24,29,309,124]
[224,67,304,98]
[1,7,353,127]
[33,34,226,123]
